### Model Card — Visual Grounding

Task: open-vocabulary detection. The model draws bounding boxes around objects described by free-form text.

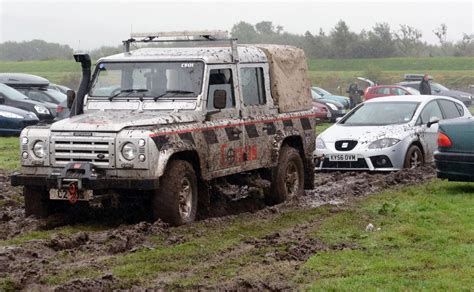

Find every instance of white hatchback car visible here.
[314,95,471,171]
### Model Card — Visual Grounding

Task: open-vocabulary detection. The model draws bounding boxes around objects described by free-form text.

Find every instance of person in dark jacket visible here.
[419,74,432,95]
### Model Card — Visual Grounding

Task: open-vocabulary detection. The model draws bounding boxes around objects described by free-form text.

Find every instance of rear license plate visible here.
[328,154,357,162]
[49,189,93,201]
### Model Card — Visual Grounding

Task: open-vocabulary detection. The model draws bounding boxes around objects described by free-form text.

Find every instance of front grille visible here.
[321,158,368,169]
[335,140,358,151]
[51,135,115,168]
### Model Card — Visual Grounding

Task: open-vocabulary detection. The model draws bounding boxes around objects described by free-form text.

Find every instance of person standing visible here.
[419,74,432,95]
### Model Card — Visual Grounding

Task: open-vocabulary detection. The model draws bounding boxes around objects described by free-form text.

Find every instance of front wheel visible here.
[404,145,424,168]
[152,160,198,226]
[266,145,304,205]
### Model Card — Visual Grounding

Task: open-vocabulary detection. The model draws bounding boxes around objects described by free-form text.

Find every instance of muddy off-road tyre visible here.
[266,145,304,205]
[404,145,424,168]
[153,160,198,226]
[24,186,52,218]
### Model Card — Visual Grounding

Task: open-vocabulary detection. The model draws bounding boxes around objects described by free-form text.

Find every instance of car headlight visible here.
[34,105,50,115]
[0,111,23,119]
[316,138,326,150]
[368,138,401,149]
[327,103,338,111]
[33,141,46,158]
[460,94,472,100]
[121,142,138,160]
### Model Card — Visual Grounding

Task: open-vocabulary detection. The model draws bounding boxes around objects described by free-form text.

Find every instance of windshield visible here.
[431,82,449,91]
[0,83,29,101]
[340,102,420,126]
[44,89,66,103]
[314,87,331,96]
[90,61,204,99]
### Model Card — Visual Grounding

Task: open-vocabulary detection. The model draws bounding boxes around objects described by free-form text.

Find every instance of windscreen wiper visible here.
[153,90,195,101]
[109,88,148,101]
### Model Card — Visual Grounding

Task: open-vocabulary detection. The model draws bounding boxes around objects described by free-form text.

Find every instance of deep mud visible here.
[0,165,436,290]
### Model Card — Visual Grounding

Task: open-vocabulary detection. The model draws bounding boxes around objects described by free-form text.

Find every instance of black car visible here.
[0,105,39,136]
[398,74,472,106]
[0,73,66,105]
[0,83,56,122]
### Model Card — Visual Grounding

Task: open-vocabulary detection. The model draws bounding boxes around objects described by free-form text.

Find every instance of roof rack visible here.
[404,74,433,81]
[123,30,239,62]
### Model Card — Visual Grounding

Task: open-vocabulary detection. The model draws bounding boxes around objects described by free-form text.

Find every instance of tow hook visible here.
[68,182,78,204]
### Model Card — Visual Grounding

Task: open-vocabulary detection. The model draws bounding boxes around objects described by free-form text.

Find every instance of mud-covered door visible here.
[203,65,244,175]
[417,100,444,156]
[239,64,276,170]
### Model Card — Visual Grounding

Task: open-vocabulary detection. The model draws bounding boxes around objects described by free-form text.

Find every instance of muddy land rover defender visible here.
[11,31,317,225]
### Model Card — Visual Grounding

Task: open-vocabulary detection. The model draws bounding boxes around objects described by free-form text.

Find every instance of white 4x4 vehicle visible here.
[12,31,317,225]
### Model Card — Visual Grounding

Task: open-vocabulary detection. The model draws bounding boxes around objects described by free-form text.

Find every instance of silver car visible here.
[314,95,471,171]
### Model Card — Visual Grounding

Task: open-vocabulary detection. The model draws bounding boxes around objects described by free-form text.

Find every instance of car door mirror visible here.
[433,88,441,93]
[427,116,440,128]
[213,90,227,110]
[66,90,76,109]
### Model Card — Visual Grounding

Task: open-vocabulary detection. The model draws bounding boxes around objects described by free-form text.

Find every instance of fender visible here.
[154,140,203,178]
[270,127,304,166]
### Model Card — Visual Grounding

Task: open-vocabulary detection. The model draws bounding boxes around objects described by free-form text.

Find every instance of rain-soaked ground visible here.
[0,165,436,290]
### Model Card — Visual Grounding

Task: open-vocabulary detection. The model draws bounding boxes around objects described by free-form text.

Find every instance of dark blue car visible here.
[0,105,39,136]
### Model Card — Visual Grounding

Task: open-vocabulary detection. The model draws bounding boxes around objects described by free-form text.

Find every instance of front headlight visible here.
[460,94,472,100]
[327,103,338,111]
[34,105,50,115]
[0,111,23,119]
[121,142,138,160]
[316,138,326,150]
[368,138,401,149]
[33,141,46,158]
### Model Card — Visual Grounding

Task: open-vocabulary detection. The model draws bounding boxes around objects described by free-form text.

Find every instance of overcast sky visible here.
[0,0,473,50]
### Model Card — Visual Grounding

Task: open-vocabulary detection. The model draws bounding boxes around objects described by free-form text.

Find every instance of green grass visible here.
[0,137,20,170]
[297,179,474,290]
[308,57,474,72]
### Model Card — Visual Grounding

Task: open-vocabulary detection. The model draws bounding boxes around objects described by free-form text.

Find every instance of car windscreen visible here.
[431,83,449,91]
[89,61,204,99]
[44,89,66,103]
[0,83,29,101]
[340,101,420,126]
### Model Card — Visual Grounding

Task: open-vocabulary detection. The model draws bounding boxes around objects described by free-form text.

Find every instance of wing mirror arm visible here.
[427,117,440,128]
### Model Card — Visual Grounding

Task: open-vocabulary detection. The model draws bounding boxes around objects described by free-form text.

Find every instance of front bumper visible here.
[434,151,474,182]
[314,143,406,171]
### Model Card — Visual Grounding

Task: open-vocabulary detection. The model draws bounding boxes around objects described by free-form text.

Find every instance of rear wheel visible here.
[152,160,198,226]
[404,145,424,168]
[266,145,304,205]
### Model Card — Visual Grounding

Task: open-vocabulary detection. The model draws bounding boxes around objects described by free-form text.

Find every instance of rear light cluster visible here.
[437,132,452,148]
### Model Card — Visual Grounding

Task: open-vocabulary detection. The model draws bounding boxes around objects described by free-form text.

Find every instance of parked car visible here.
[311,86,350,109]
[0,73,66,106]
[312,100,331,122]
[311,91,346,122]
[0,83,56,122]
[48,83,71,95]
[434,117,474,181]
[364,85,420,100]
[55,99,70,120]
[314,95,471,171]
[398,74,472,106]
[0,105,39,136]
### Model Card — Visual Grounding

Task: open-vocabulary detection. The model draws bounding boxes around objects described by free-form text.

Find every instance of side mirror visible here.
[66,90,76,109]
[427,117,440,128]
[213,90,227,110]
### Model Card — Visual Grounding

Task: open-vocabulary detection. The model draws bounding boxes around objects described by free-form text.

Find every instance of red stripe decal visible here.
[149,113,318,137]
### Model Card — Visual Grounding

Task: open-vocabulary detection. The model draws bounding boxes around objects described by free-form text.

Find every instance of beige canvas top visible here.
[255,45,313,113]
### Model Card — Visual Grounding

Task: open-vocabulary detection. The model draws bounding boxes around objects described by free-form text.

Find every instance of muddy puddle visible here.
[0,165,436,290]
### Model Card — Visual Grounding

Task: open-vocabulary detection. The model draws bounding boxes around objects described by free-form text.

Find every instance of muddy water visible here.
[0,165,436,290]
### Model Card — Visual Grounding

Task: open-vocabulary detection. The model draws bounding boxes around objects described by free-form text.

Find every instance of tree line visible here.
[1,20,473,61]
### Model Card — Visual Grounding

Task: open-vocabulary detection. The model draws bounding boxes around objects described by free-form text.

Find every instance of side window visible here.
[207,69,235,110]
[30,91,53,103]
[439,100,462,119]
[420,101,443,124]
[241,67,266,106]
[455,102,464,116]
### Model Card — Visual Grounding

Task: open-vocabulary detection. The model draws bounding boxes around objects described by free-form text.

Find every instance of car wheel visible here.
[266,145,304,205]
[152,160,198,226]
[24,186,52,218]
[404,145,424,169]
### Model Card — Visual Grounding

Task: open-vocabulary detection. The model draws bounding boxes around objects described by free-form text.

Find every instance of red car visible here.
[364,85,420,101]
[312,100,331,122]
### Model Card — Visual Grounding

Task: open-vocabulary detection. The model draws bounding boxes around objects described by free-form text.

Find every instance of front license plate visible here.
[328,154,357,161]
[49,189,93,201]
